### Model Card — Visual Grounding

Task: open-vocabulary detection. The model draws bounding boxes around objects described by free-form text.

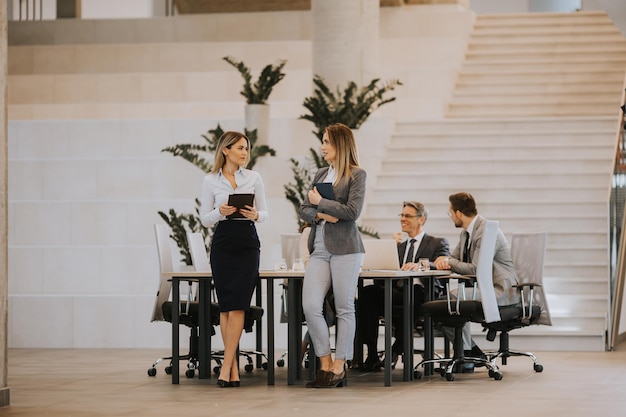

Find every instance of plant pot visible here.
[245,104,270,147]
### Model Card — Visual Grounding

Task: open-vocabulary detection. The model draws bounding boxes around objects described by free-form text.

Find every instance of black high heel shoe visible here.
[217,379,232,388]
[231,380,241,387]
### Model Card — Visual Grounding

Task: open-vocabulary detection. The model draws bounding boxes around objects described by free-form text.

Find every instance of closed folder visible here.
[313,182,334,200]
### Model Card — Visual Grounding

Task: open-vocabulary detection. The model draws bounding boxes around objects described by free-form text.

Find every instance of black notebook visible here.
[313,182,334,200]
[227,193,255,219]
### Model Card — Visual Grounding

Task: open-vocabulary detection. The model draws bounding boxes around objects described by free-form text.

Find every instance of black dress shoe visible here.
[217,379,232,388]
[358,357,381,372]
[231,380,240,387]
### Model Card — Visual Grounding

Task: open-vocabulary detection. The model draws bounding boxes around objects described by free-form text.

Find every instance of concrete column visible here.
[0,0,8,408]
[311,0,379,89]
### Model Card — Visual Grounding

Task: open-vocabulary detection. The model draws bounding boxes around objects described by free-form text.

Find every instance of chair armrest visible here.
[513,283,542,321]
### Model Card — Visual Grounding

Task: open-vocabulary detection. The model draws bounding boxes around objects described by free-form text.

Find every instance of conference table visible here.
[164,268,448,386]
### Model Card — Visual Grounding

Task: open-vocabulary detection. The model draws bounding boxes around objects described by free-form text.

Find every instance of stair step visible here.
[446,104,618,118]
[381,159,611,175]
[543,277,609,295]
[455,82,620,96]
[459,62,626,75]
[475,11,613,27]
[449,94,621,106]
[391,132,617,147]
[394,116,616,133]
[467,41,626,54]
[458,71,625,85]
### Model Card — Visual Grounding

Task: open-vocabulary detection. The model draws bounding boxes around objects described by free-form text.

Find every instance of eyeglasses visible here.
[447,211,452,217]
[398,214,420,219]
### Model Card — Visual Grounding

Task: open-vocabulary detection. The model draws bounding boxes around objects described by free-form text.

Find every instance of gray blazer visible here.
[448,215,520,306]
[299,166,366,255]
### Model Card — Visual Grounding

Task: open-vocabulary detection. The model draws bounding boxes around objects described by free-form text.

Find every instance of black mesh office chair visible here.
[415,220,503,381]
[186,231,267,374]
[147,224,220,378]
[483,232,551,373]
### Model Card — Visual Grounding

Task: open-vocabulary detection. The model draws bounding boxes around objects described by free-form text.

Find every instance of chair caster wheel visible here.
[277,359,285,367]
[534,364,543,372]
[164,366,172,375]
[413,370,422,379]
[244,364,254,373]
[493,372,503,380]
[147,368,157,377]
[262,362,268,370]
[213,366,221,374]
[185,369,195,378]
[445,373,455,381]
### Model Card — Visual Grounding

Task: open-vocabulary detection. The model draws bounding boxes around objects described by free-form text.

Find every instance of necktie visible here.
[405,238,416,266]
[462,231,470,262]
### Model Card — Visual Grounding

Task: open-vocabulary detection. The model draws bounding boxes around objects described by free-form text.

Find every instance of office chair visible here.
[482,232,551,372]
[415,220,503,381]
[186,231,268,374]
[148,224,220,378]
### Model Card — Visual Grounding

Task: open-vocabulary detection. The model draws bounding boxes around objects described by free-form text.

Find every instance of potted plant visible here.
[223,56,287,146]
[284,75,401,235]
[160,124,276,264]
[300,75,403,139]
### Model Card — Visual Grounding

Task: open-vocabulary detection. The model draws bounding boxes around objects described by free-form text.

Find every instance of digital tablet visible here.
[227,193,255,219]
[313,182,335,200]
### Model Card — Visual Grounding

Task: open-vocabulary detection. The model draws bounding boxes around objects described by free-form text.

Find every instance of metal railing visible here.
[609,87,626,350]
[13,0,43,21]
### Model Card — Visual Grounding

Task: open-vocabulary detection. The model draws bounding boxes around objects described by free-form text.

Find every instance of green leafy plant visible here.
[284,76,402,236]
[300,75,403,139]
[223,56,287,104]
[160,124,276,264]
[158,199,213,265]
[162,124,275,173]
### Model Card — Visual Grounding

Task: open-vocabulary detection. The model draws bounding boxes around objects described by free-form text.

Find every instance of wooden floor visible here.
[3,346,626,416]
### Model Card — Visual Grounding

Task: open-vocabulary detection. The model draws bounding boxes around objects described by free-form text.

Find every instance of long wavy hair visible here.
[325,123,359,185]
[211,131,251,174]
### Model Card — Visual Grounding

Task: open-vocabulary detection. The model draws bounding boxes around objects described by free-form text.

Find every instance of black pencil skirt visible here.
[210,220,260,312]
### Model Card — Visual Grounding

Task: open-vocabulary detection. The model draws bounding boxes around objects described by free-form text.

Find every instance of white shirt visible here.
[200,167,268,226]
[464,216,478,251]
[403,231,425,265]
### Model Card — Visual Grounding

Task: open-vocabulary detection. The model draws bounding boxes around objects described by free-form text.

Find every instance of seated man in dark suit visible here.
[356,201,450,371]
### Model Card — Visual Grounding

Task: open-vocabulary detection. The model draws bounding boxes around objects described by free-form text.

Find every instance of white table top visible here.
[162,269,451,278]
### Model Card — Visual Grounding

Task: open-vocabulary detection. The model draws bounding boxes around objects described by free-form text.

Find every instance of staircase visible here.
[362,11,626,350]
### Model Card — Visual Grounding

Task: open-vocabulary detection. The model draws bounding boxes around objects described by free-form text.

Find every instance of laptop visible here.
[361,239,400,271]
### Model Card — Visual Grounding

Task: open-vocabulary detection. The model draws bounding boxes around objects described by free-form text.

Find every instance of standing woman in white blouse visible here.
[200,131,268,388]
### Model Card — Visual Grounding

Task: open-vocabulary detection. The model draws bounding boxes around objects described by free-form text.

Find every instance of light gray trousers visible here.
[301,225,364,360]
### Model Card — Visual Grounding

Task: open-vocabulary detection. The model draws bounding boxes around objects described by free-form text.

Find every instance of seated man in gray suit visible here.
[356,201,450,371]
[434,192,520,371]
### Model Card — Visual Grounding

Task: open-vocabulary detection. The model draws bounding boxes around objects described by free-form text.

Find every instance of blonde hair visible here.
[211,131,251,174]
[325,123,359,185]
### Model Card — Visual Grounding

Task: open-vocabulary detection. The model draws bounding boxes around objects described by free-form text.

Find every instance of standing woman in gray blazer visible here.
[300,123,366,388]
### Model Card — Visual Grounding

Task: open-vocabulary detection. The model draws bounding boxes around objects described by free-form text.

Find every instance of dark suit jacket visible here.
[299,166,366,255]
[375,234,450,295]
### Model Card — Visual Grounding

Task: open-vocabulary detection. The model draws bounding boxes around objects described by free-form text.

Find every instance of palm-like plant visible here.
[300,75,403,139]
[284,75,402,236]
[223,56,287,104]
[162,125,275,174]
